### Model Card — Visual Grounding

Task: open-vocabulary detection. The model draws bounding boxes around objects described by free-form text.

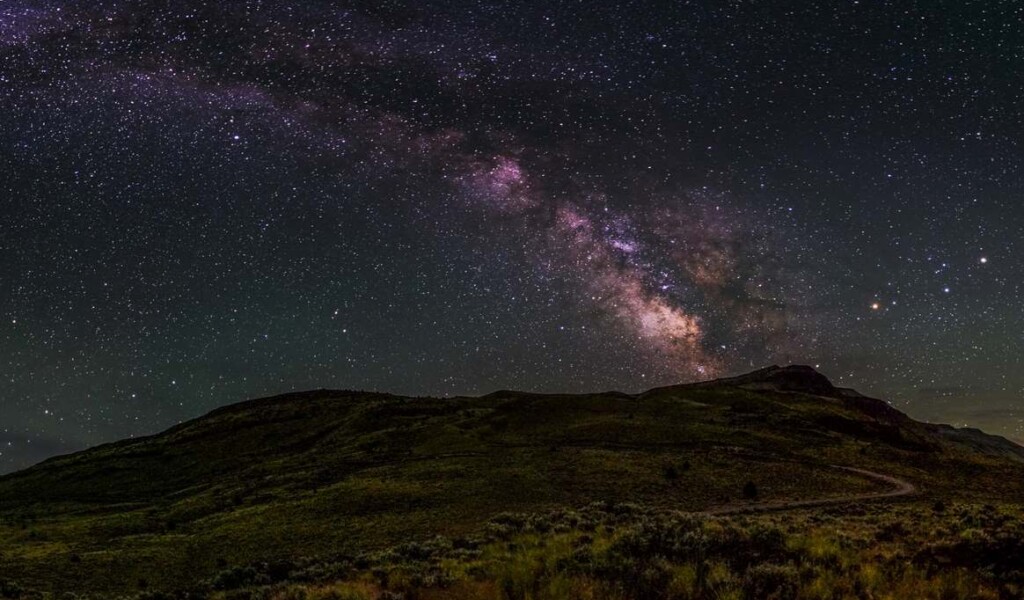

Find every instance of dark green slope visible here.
[0,366,1021,594]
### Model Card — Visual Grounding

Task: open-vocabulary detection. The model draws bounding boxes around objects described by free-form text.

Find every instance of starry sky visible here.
[2,1,1023,473]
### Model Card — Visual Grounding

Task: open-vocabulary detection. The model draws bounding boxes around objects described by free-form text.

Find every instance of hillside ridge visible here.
[6,365,1021,483]
[2,365,1024,594]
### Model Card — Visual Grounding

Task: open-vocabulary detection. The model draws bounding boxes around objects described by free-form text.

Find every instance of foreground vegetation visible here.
[199,501,1024,600]
[5,500,1023,599]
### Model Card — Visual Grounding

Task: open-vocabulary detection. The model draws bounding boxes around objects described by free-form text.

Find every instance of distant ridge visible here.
[693,364,839,395]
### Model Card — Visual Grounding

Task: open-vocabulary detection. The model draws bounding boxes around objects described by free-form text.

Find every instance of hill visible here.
[0,365,1022,596]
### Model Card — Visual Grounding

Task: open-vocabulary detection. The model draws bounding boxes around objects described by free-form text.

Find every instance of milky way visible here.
[2,1,1024,472]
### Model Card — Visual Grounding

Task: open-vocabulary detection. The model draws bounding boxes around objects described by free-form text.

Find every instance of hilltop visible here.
[0,366,1022,596]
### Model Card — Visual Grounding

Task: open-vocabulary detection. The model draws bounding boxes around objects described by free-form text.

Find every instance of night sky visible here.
[2,1,1023,473]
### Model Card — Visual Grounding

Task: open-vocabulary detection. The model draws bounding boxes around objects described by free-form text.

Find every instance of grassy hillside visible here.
[0,366,1021,596]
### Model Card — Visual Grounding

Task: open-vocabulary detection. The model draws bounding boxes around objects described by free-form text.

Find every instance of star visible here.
[0,0,1021,472]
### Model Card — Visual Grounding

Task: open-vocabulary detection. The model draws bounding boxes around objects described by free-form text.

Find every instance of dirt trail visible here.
[700,465,916,516]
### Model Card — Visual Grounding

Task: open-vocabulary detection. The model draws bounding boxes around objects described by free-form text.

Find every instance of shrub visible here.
[876,521,909,542]
[212,566,271,591]
[0,581,22,600]
[742,563,798,600]
[747,524,787,560]
[307,583,373,600]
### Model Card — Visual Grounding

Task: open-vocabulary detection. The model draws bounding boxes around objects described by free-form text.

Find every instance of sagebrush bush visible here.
[742,563,799,600]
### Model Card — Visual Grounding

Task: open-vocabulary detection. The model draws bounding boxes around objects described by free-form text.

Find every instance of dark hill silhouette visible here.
[1,366,1022,594]
[694,364,840,395]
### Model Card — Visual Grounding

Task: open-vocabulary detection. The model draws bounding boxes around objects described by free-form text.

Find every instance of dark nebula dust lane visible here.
[2,1,1023,472]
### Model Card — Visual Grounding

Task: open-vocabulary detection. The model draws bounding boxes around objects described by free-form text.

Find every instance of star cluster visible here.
[2,0,1023,472]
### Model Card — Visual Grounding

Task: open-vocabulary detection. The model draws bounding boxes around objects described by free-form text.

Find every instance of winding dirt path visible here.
[699,465,916,516]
